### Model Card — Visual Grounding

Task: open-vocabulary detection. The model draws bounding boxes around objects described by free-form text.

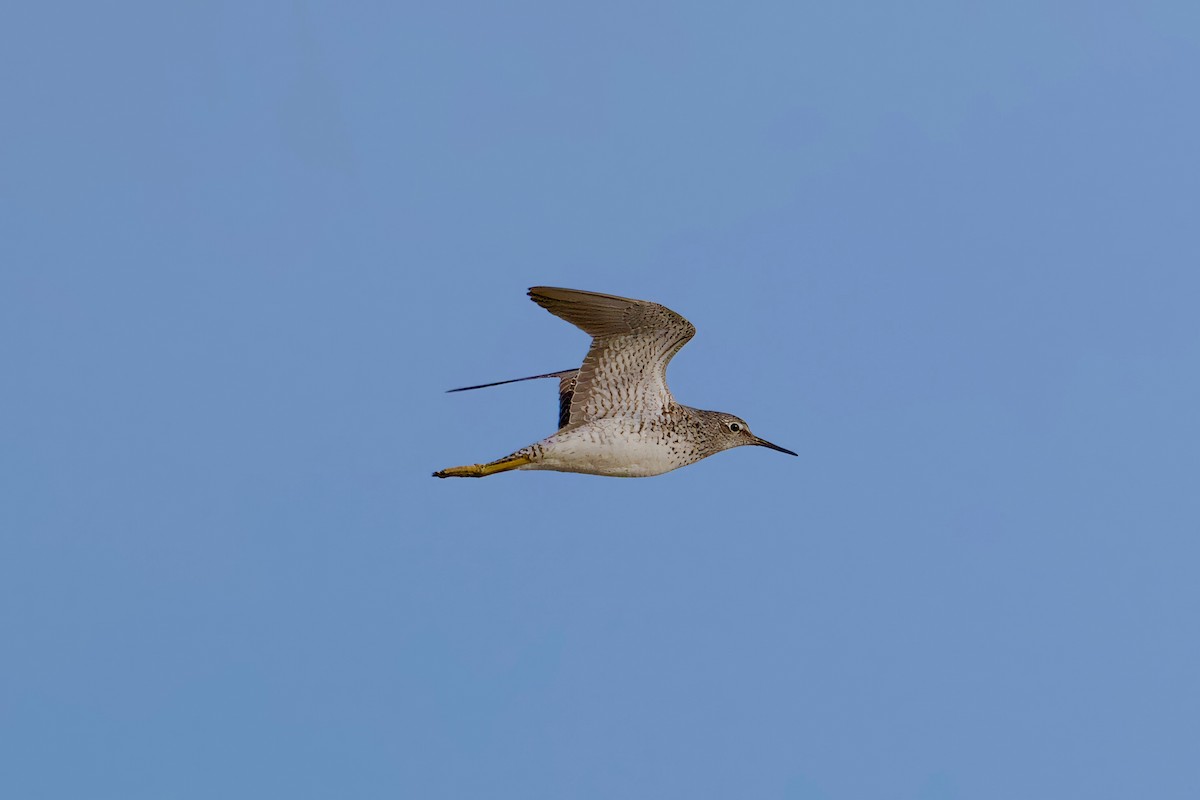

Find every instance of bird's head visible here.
[707,412,797,457]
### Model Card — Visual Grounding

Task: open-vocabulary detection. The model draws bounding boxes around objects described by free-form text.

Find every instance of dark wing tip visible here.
[446,370,579,393]
[528,286,642,305]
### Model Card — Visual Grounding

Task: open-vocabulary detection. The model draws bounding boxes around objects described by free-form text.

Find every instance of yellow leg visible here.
[433,455,532,479]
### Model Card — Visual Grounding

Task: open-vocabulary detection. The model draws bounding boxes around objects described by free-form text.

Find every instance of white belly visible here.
[523,420,690,477]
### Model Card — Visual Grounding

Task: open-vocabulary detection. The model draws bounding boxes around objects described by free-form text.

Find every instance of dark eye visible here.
[728,422,742,432]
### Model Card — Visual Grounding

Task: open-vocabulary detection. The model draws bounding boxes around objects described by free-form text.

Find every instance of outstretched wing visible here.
[447,369,579,430]
[554,371,577,429]
[528,287,696,427]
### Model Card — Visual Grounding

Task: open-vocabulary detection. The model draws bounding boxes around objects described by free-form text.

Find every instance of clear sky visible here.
[4,2,1199,798]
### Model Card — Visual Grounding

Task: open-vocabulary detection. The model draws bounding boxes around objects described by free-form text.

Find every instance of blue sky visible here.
[4,2,1199,797]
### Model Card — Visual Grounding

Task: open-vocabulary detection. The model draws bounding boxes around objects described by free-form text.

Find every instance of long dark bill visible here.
[752,437,798,457]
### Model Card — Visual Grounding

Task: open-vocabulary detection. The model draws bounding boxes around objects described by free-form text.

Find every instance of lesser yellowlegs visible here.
[433,286,796,478]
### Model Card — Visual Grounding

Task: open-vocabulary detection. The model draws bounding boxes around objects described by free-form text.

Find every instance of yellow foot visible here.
[432,456,531,479]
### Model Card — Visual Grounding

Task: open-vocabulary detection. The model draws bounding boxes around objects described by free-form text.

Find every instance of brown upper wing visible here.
[528,287,696,426]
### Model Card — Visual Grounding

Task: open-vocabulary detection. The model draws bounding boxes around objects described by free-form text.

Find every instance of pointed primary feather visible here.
[527,287,696,426]
[446,369,578,393]
[445,368,578,429]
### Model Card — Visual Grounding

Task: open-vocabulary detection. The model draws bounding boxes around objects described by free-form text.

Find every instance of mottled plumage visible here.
[433,287,796,478]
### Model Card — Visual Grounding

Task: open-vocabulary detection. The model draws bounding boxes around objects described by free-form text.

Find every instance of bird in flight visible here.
[433,286,796,478]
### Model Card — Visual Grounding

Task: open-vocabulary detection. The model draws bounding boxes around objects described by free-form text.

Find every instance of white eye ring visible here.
[728,422,742,432]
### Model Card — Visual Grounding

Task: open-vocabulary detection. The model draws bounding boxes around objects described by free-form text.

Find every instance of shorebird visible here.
[433,286,796,478]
